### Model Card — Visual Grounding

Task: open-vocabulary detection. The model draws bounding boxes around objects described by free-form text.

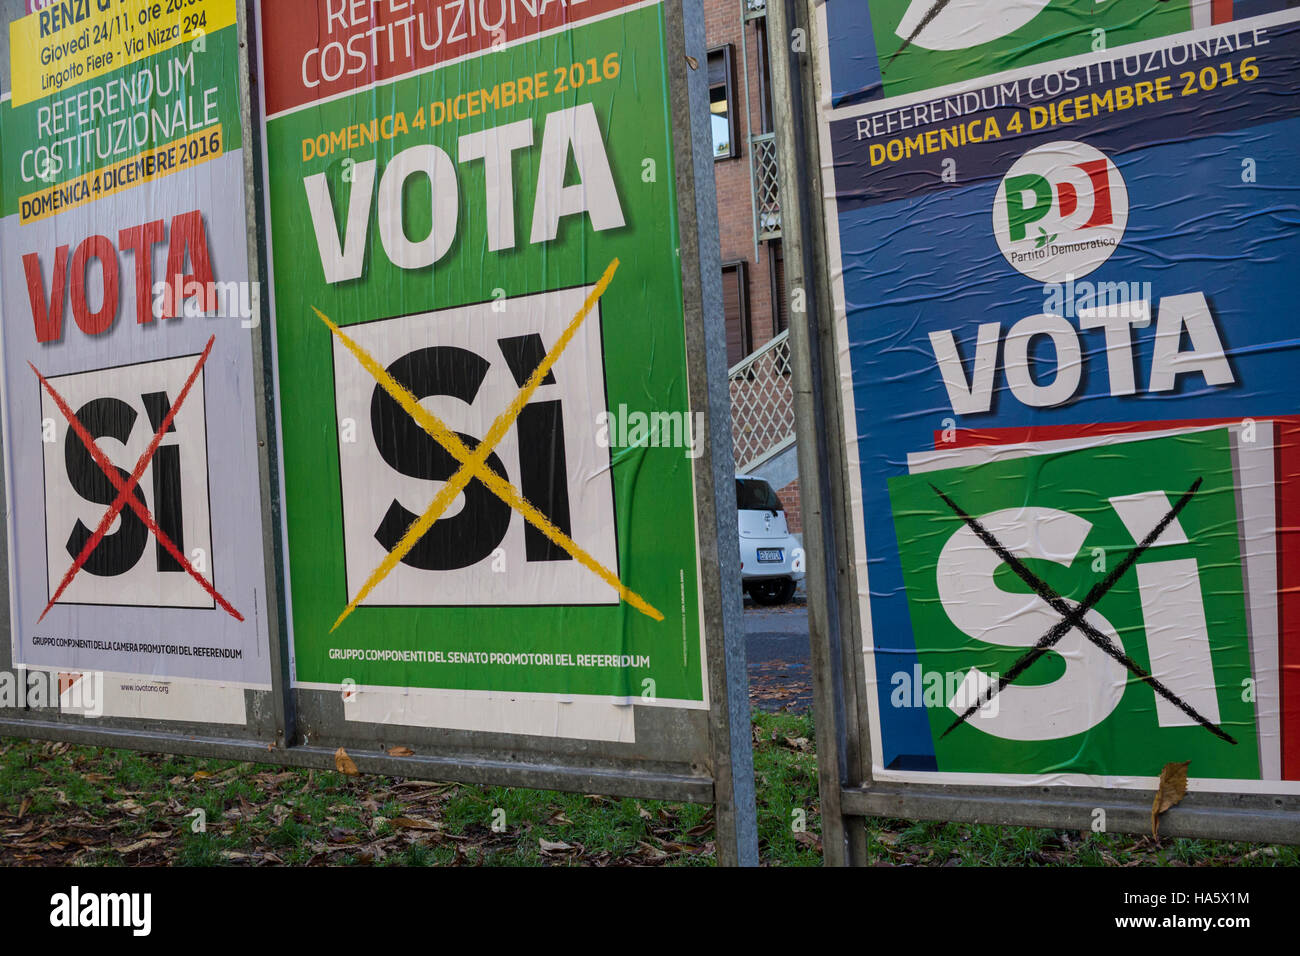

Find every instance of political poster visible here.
[255,0,708,733]
[815,2,1300,788]
[822,0,1295,107]
[0,0,272,711]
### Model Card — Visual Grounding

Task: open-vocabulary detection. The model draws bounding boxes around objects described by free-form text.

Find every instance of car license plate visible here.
[757,549,783,563]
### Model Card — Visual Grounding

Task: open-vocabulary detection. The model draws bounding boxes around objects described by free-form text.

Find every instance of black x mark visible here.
[884,0,953,73]
[931,477,1236,745]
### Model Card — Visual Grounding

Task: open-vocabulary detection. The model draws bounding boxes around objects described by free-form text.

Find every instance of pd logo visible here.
[992,141,1128,282]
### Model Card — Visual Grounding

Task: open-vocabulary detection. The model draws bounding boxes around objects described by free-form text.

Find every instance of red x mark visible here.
[32,336,243,623]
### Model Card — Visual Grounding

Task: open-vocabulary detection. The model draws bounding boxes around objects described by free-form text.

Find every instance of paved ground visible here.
[743,590,812,713]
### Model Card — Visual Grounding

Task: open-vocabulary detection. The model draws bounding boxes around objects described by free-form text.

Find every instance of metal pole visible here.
[239,0,295,751]
[764,0,866,865]
[795,0,872,866]
[669,0,761,867]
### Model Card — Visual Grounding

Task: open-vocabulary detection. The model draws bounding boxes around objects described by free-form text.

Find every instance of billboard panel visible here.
[815,3,1300,791]
[0,0,273,717]
[256,0,710,736]
[822,0,1294,108]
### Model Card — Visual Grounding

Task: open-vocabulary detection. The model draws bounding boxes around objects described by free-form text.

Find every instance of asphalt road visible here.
[743,595,811,713]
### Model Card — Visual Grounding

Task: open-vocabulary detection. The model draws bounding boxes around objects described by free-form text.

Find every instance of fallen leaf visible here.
[116,838,162,854]
[684,54,699,70]
[389,816,441,831]
[539,838,572,853]
[782,736,812,753]
[1151,760,1191,838]
[386,745,415,757]
[636,840,669,861]
[1244,847,1278,860]
[192,770,214,780]
[334,747,360,776]
[17,797,30,820]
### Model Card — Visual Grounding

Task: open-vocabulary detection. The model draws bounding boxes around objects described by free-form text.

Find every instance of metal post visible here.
[669,0,761,868]
[239,0,295,752]
[764,0,868,865]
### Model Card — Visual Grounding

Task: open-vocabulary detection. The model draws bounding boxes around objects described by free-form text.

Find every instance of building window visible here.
[721,261,751,367]
[769,241,791,375]
[769,240,788,335]
[754,18,774,136]
[708,45,739,161]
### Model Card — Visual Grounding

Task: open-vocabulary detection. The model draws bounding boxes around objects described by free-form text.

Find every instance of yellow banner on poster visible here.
[10,0,235,108]
[19,125,221,224]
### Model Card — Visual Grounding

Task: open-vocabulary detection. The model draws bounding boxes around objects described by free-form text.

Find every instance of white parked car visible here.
[736,474,804,605]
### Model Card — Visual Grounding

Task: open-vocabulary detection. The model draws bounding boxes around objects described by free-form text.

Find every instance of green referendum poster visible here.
[888,429,1260,778]
[823,0,1296,106]
[870,0,1194,97]
[257,0,705,703]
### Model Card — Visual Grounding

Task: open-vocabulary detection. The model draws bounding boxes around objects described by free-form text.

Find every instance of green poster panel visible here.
[259,1,705,705]
[888,429,1260,779]
[867,0,1197,99]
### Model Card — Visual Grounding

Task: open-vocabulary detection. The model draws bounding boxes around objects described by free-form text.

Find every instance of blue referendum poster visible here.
[815,4,1300,788]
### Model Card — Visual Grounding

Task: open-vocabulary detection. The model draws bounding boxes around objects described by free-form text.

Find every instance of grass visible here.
[0,711,1295,866]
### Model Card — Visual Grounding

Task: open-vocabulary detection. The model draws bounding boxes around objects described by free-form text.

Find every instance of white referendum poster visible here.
[0,0,271,695]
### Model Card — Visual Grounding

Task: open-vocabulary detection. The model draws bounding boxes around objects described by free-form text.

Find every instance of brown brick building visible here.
[704,0,801,531]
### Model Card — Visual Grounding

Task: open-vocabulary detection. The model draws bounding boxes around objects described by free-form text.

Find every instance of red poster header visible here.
[260,0,646,115]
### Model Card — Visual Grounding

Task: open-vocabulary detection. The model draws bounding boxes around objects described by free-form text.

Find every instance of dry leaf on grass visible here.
[389,816,441,831]
[539,838,573,854]
[636,840,669,861]
[115,838,163,855]
[1151,760,1190,838]
[334,747,359,776]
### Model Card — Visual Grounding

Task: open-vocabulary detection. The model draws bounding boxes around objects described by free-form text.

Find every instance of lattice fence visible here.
[729,330,795,472]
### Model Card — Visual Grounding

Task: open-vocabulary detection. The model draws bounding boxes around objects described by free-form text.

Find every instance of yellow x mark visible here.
[317,258,664,631]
